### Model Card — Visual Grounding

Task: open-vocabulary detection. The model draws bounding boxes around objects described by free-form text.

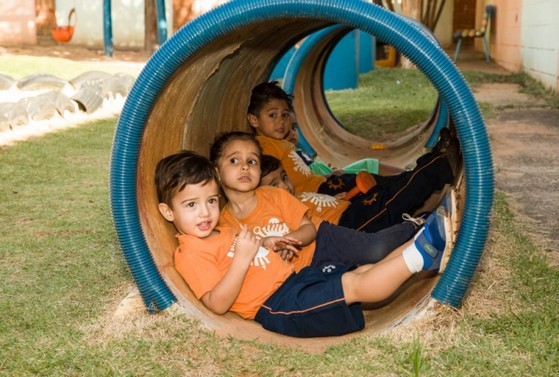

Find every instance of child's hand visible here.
[330,168,345,176]
[235,225,260,262]
[262,236,302,261]
[334,192,347,200]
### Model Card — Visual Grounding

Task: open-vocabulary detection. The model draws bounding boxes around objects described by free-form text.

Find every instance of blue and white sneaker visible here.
[413,206,451,272]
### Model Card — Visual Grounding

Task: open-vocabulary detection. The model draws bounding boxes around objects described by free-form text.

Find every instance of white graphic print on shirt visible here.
[227,236,272,270]
[226,218,290,270]
[298,192,339,212]
[288,149,312,176]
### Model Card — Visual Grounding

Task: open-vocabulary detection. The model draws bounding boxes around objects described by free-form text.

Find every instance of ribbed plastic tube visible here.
[110,0,493,312]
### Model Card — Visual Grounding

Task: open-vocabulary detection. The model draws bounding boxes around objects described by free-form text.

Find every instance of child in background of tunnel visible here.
[155,149,451,338]
[247,80,366,197]
[248,81,459,232]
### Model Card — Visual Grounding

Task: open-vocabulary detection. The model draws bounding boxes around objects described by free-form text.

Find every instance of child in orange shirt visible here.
[247,81,458,231]
[156,149,451,337]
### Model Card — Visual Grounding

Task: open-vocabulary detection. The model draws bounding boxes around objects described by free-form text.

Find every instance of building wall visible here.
[490,0,523,72]
[520,0,559,91]
[0,0,36,46]
[490,0,558,91]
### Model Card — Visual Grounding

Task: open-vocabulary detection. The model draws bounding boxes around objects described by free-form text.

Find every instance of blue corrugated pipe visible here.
[110,0,494,312]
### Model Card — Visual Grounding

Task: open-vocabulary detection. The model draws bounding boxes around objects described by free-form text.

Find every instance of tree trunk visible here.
[145,0,158,54]
[35,0,55,37]
[399,0,422,69]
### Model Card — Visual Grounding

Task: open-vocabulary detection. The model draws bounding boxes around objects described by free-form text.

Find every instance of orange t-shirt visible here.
[257,135,326,193]
[219,186,315,272]
[175,226,294,320]
[297,191,350,226]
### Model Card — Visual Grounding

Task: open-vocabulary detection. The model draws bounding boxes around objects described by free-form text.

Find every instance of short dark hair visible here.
[209,131,262,165]
[155,150,220,206]
[247,80,294,116]
[260,154,282,179]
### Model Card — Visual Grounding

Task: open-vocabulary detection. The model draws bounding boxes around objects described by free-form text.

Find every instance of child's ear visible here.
[247,113,258,129]
[158,203,175,222]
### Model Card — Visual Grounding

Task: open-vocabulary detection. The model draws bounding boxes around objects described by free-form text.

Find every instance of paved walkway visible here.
[455,50,559,259]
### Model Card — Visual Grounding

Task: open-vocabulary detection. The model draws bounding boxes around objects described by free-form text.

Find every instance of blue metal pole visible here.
[103,0,113,57]
[155,0,168,45]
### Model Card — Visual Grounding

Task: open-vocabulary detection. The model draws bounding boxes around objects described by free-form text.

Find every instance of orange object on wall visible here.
[50,8,76,43]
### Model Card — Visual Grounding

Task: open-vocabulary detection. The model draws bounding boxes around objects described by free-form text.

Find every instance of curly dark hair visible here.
[260,154,282,179]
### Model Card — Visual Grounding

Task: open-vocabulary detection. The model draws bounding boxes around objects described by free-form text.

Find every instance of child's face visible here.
[285,113,299,145]
[158,180,221,238]
[247,99,291,140]
[215,139,261,193]
[260,166,295,195]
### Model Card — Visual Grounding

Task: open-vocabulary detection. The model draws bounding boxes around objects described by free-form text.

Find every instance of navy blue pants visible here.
[317,173,357,196]
[311,221,416,268]
[339,151,453,233]
[255,264,364,338]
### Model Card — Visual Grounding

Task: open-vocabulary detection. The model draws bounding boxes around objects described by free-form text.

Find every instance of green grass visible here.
[325,68,437,138]
[1,120,558,376]
[326,67,559,140]
[0,55,143,80]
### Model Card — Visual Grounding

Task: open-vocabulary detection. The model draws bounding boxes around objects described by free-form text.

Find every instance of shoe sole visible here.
[439,189,457,273]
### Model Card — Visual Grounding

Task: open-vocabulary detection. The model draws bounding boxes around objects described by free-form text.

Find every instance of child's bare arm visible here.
[200,226,258,314]
[285,214,316,246]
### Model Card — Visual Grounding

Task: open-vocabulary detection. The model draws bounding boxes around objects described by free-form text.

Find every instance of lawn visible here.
[1,56,558,376]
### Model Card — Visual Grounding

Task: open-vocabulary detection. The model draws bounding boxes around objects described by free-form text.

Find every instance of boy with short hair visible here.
[156,149,451,338]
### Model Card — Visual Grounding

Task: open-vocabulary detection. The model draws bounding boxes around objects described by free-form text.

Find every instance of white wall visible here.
[521,0,559,91]
[53,0,173,49]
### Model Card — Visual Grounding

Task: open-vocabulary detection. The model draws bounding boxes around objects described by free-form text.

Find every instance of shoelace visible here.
[402,213,425,226]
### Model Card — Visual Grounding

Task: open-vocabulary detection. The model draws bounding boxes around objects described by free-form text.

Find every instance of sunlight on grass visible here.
[0,55,143,80]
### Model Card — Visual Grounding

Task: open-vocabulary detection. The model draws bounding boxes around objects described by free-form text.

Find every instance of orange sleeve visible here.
[257,136,325,193]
